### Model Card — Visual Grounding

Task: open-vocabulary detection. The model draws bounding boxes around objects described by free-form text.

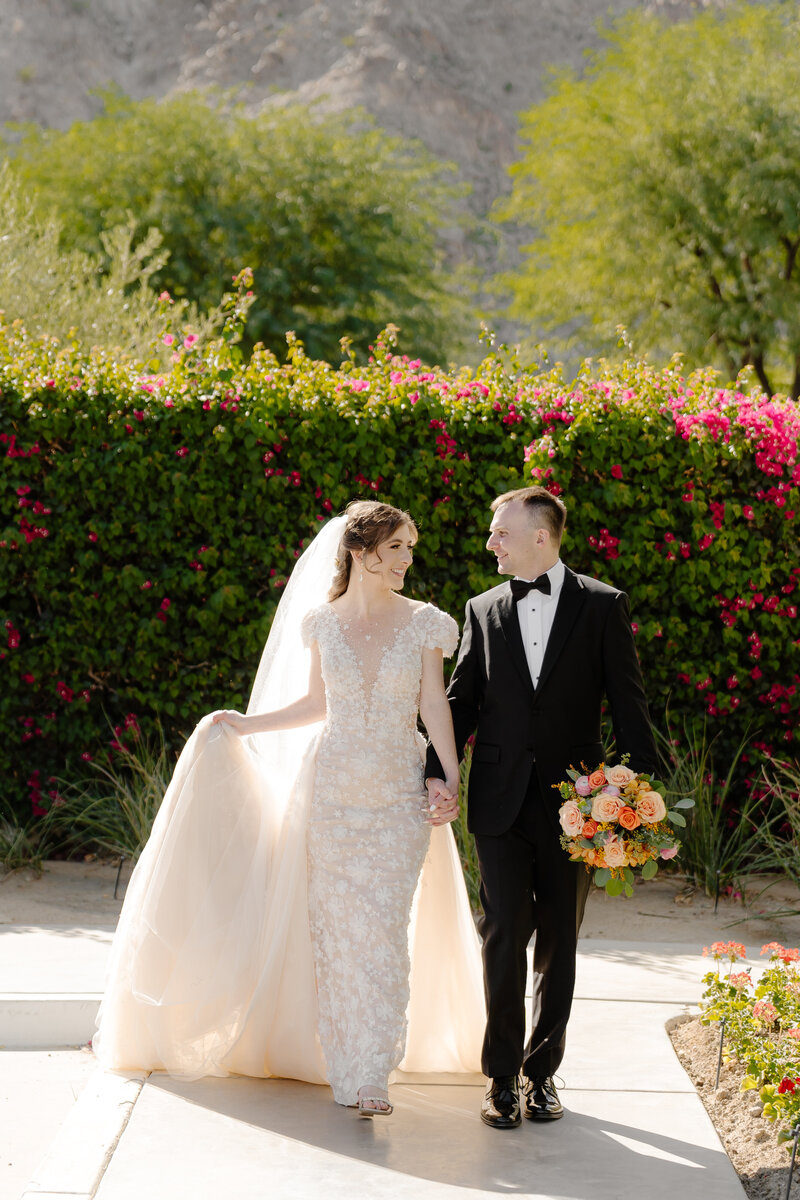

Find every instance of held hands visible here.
[425,777,460,826]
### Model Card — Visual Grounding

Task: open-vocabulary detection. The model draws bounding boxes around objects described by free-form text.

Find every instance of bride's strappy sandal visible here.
[356,1085,393,1117]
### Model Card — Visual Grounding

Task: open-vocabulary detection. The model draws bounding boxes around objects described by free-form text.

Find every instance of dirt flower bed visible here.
[671,1017,800,1200]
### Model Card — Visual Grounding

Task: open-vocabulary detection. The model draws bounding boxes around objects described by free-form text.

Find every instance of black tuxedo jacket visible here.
[426,567,658,836]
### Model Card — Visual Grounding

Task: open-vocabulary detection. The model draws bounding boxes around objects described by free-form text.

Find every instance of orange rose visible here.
[588,768,607,789]
[617,805,641,830]
[591,792,622,823]
[582,819,599,838]
[637,791,667,824]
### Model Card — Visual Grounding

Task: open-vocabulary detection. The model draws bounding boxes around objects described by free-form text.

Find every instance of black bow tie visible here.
[510,575,551,600]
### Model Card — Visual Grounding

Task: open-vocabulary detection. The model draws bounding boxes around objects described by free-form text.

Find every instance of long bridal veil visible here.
[94,515,484,1082]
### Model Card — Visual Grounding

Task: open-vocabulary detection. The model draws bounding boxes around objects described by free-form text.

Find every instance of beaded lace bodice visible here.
[299,600,458,1104]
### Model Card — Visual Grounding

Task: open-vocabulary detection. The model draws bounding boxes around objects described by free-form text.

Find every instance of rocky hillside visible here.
[1,0,738,219]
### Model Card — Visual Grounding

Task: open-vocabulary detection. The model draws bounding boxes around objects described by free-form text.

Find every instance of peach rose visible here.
[588,768,607,789]
[592,792,622,823]
[605,764,637,788]
[637,791,667,823]
[559,801,585,838]
[617,805,641,830]
[601,834,628,868]
[581,819,599,839]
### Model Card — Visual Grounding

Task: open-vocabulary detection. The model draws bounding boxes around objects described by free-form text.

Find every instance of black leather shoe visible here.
[480,1075,521,1128]
[522,1075,564,1120]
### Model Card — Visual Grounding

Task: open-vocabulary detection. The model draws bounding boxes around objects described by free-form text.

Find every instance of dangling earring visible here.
[359,561,364,583]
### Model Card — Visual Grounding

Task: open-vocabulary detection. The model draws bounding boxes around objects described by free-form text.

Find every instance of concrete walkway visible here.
[3,927,748,1200]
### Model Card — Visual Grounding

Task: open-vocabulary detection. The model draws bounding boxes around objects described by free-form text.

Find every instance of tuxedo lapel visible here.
[495,584,535,698]
[535,568,586,696]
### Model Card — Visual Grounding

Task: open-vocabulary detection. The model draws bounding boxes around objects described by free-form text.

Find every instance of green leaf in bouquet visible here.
[622,866,635,885]
[649,781,665,793]
[566,768,580,781]
[594,866,611,887]
[673,798,695,809]
[668,810,687,827]
[641,858,658,880]
[578,837,596,849]
[623,883,634,897]
[606,877,625,897]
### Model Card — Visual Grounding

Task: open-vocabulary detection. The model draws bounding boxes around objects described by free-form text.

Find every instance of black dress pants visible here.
[474,772,591,1079]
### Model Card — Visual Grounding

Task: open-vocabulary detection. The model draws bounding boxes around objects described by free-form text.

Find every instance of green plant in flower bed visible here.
[655,721,783,897]
[1,284,798,836]
[700,940,800,1145]
[761,757,800,907]
[44,715,173,863]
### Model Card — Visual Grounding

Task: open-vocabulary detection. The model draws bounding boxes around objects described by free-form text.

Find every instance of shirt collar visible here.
[514,559,564,591]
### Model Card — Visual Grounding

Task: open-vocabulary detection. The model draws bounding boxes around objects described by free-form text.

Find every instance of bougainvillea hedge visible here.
[1,313,798,820]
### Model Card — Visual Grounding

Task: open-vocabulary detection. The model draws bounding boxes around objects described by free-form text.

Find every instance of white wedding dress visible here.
[94,518,484,1098]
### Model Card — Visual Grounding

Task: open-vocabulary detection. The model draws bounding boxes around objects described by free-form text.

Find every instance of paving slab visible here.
[89,1073,745,1200]
[0,1050,96,1200]
[6,929,752,1200]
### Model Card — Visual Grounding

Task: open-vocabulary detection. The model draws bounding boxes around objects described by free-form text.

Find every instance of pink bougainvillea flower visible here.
[183,334,198,349]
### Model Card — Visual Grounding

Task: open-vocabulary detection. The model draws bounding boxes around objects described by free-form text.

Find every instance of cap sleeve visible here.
[420,605,459,658]
[300,607,319,649]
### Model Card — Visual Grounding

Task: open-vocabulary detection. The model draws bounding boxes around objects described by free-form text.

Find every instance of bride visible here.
[94,500,484,1116]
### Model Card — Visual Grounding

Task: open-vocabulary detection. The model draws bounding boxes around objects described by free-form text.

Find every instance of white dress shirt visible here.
[514,559,565,688]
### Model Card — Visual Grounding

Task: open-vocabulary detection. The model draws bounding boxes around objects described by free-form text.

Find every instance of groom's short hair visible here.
[491,486,567,543]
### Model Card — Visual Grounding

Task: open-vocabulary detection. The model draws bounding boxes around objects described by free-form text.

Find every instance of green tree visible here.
[496,2,800,399]
[0,164,184,363]
[5,90,471,363]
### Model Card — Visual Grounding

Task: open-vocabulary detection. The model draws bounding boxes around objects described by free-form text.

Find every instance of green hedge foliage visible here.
[1,307,798,819]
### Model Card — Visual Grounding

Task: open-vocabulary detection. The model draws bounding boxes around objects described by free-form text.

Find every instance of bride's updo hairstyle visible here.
[328,500,417,601]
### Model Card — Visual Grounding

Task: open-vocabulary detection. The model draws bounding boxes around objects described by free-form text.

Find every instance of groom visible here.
[426,486,657,1128]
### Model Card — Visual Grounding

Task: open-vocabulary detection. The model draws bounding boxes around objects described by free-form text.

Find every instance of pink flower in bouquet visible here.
[660,845,679,860]
[637,791,667,823]
[605,764,636,787]
[588,768,607,789]
[559,801,585,838]
[592,792,622,822]
[617,805,641,830]
[575,775,592,796]
[600,785,620,796]
[602,835,627,868]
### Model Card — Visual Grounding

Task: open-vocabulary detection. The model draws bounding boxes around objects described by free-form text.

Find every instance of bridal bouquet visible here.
[556,760,694,898]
